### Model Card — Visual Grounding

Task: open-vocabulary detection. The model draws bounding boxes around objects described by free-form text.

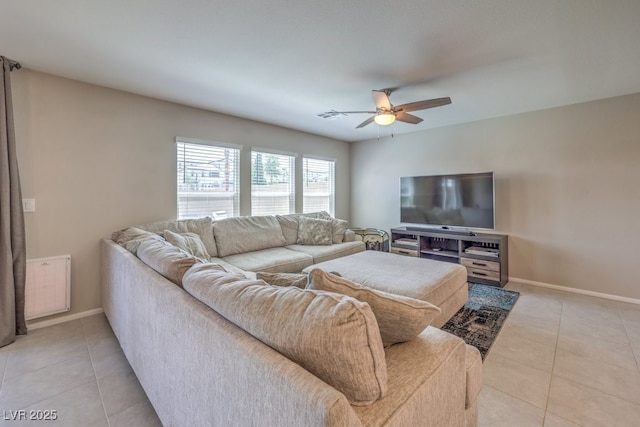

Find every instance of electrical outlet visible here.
[22,198,36,213]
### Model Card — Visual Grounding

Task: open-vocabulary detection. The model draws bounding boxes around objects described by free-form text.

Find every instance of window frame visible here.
[250,148,297,216]
[176,137,242,220]
[302,156,336,216]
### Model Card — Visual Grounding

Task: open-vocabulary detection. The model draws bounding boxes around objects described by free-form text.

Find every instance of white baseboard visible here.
[509,276,640,305]
[27,308,104,331]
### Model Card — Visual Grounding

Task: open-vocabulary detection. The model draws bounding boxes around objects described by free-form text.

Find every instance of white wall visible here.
[12,70,351,320]
[351,93,640,300]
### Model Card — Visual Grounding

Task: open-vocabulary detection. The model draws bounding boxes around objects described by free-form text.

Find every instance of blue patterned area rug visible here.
[441,284,519,360]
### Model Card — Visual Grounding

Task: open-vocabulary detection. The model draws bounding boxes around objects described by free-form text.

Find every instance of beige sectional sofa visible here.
[102,212,482,426]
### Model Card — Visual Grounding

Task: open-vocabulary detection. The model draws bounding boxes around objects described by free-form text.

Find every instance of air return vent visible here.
[25,255,71,320]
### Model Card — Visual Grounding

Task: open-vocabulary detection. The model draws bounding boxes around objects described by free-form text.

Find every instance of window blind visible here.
[303,157,335,216]
[251,150,295,216]
[177,140,240,219]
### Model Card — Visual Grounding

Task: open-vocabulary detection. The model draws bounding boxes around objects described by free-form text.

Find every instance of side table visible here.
[349,228,389,252]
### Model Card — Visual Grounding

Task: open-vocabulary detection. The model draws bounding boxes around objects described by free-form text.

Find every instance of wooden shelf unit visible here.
[390,227,509,287]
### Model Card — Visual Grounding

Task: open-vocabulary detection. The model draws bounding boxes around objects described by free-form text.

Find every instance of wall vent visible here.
[25,255,71,320]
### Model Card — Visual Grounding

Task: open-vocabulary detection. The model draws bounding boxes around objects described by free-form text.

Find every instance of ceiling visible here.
[2,1,640,142]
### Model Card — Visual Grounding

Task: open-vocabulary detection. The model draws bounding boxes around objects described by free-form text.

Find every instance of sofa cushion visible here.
[214,216,286,257]
[297,217,333,246]
[221,247,313,273]
[286,241,365,264]
[111,226,163,254]
[164,230,211,261]
[137,238,199,286]
[135,217,218,258]
[207,257,249,276]
[276,214,300,246]
[182,264,388,406]
[112,226,152,245]
[331,218,348,244]
[256,271,308,288]
[307,269,441,347]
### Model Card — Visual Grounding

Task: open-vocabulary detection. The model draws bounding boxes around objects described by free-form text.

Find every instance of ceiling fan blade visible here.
[395,112,423,124]
[356,116,375,129]
[371,90,391,110]
[338,110,377,114]
[317,110,377,119]
[395,97,452,113]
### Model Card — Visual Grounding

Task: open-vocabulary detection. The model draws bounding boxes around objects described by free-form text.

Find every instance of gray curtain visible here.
[0,56,27,348]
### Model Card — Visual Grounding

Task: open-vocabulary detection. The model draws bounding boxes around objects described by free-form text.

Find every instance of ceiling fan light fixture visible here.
[374,112,396,126]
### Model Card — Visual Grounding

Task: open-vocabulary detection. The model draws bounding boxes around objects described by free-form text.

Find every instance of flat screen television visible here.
[400,172,495,230]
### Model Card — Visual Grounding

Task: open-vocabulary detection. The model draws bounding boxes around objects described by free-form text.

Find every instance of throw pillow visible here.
[164,229,211,261]
[256,272,308,288]
[183,264,388,406]
[296,217,333,246]
[331,218,348,244]
[306,268,441,347]
[111,227,163,254]
[133,217,217,258]
[137,238,200,287]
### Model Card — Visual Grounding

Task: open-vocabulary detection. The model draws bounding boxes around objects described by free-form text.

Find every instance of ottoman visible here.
[302,251,468,327]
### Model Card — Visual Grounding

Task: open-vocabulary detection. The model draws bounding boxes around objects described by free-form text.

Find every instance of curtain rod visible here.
[1,56,22,71]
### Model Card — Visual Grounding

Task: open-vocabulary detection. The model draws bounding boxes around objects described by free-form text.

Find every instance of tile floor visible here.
[479,282,640,427]
[0,281,639,426]
[0,314,161,427]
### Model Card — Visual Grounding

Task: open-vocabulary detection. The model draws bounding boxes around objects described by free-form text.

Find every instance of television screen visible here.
[400,172,495,229]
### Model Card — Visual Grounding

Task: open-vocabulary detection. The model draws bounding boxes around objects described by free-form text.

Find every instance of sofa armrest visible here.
[352,327,467,426]
[344,229,362,242]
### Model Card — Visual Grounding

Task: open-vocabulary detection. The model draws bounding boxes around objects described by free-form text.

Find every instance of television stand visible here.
[390,227,509,287]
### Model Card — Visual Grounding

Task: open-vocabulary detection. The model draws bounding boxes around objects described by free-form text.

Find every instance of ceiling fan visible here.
[318,89,452,129]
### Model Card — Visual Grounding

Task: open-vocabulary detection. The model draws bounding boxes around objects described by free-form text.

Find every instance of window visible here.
[177,139,240,219]
[303,157,335,216]
[251,150,295,215]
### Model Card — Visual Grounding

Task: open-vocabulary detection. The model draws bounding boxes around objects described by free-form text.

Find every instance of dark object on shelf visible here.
[350,228,389,252]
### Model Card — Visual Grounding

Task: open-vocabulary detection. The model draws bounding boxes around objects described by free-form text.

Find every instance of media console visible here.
[390,226,509,287]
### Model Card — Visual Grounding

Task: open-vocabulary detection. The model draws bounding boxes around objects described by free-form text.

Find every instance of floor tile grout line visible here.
[554,305,638,371]
[14,381,97,412]
[0,351,7,395]
[549,301,640,420]
[80,319,112,427]
[541,300,564,426]
[551,373,640,412]
[481,384,549,417]
[554,345,640,375]
[81,318,150,424]
[1,345,93,384]
[619,314,640,374]
[2,340,95,384]
[513,286,640,425]
[2,327,97,411]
